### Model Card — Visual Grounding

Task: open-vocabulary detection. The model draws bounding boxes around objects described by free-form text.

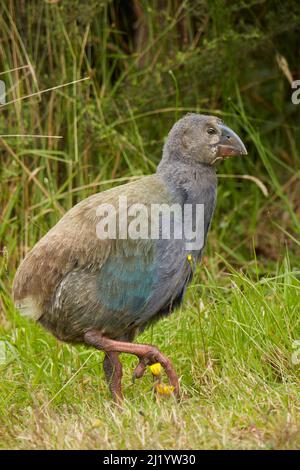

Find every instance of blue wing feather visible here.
[97,254,157,313]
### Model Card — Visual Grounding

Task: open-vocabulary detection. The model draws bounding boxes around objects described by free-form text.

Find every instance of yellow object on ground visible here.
[155,383,175,396]
[149,362,163,376]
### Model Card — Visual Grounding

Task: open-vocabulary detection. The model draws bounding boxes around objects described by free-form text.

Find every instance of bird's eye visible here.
[207,127,216,135]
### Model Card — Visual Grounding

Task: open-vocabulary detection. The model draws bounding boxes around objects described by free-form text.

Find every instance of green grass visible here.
[0,0,300,449]
[1,259,300,449]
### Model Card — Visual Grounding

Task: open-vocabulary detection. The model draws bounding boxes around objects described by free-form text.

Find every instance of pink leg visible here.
[103,351,123,403]
[84,330,179,399]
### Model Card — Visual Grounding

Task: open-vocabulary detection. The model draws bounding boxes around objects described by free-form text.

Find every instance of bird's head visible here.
[163,113,247,166]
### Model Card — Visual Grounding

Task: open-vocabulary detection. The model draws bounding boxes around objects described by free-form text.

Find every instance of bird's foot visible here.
[84,330,180,400]
[132,348,179,398]
[132,358,148,382]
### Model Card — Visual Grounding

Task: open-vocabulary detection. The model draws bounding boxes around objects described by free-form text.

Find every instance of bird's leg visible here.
[84,330,179,398]
[103,351,123,403]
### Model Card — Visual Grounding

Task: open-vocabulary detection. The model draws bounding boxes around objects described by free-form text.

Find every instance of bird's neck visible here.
[156,158,217,204]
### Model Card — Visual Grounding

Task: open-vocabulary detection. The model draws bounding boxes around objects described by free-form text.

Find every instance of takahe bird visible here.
[13,114,247,401]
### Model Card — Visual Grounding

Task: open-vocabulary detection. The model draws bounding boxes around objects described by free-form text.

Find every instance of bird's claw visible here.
[132,357,148,383]
[132,358,163,383]
[130,350,179,399]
